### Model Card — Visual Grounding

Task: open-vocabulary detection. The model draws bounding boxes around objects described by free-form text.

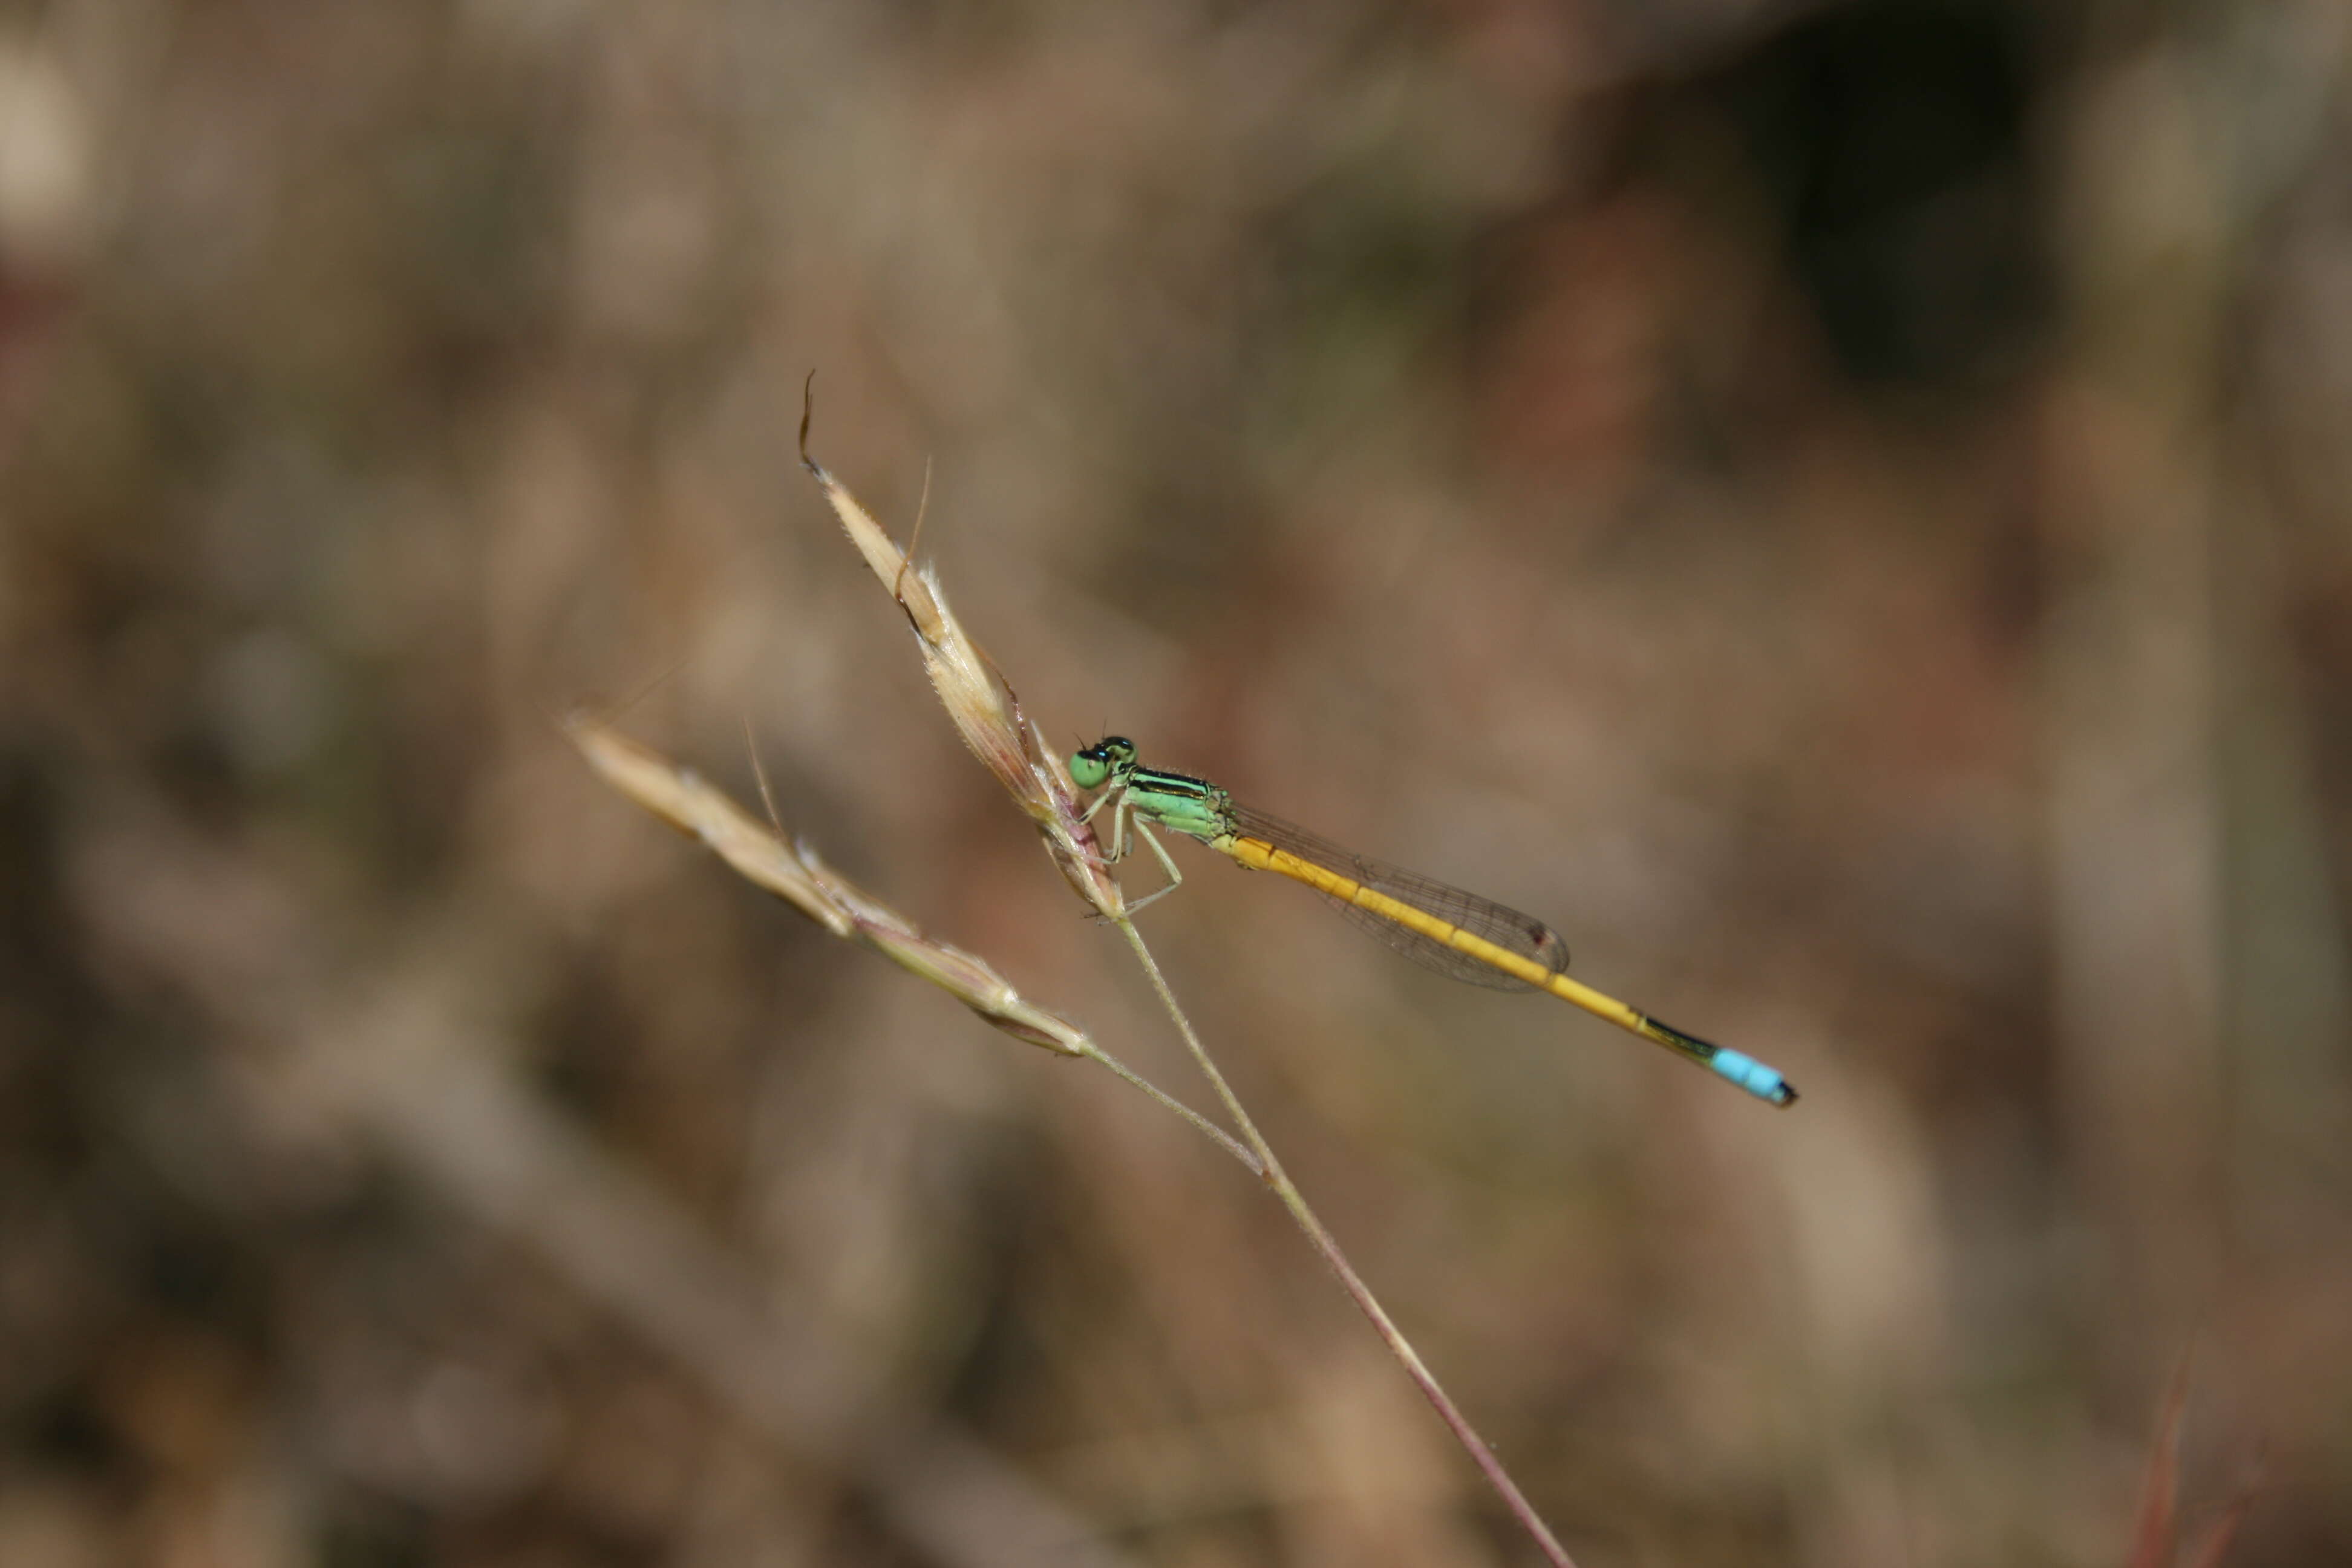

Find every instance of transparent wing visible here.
[1228,805,1569,990]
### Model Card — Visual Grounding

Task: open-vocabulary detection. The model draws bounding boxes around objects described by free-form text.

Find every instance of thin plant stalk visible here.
[1114,920,1579,1568]
[794,379,1581,1567]
[568,716,1255,1172]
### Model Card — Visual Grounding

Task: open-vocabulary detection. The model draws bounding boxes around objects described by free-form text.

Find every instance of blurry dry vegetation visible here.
[2,1,2350,1564]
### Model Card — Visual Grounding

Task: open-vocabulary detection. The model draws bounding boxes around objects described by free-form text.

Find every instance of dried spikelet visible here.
[569,716,1089,1056]
[796,378,1122,915]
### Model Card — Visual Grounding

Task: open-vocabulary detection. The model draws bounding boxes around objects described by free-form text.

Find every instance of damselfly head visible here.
[1069,736,1138,789]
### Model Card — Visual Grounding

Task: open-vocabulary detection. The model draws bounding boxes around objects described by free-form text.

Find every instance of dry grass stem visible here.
[795,403,1581,1568]
[797,377,1124,916]
[568,715,1258,1166]
[1113,921,1581,1568]
[2128,1359,2267,1568]
[570,714,1079,1053]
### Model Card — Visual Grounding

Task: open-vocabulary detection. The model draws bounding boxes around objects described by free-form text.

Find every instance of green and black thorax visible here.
[1070,736,1236,844]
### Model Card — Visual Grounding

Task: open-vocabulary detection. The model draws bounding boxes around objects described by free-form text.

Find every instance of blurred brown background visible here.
[4,1,2350,1564]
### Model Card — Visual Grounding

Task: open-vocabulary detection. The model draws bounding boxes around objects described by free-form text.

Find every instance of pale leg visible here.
[1118,819,1186,914]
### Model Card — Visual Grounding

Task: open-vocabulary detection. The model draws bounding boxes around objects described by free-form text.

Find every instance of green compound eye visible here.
[1069,736,1136,789]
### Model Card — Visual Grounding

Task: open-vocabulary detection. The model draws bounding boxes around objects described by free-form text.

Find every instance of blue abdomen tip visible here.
[1711,1048,1797,1106]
